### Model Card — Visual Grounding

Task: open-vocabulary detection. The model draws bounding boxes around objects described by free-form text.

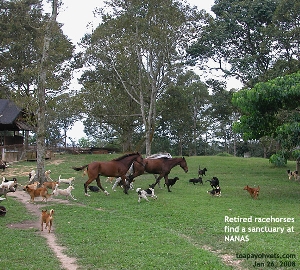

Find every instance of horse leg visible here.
[164,176,171,192]
[121,175,129,194]
[150,175,163,189]
[96,176,110,195]
[84,177,95,196]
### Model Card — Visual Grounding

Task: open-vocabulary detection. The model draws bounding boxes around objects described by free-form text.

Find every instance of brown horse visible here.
[73,152,144,195]
[128,157,188,192]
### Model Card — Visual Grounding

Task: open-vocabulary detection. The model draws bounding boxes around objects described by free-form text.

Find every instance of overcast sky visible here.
[56,0,215,45]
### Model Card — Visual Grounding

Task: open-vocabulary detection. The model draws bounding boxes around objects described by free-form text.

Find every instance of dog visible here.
[207,186,221,196]
[112,177,134,191]
[41,209,54,233]
[0,177,18,190]
[88,186,100,192]
[42,181,58,190]
[198,166,207,177]
[206,177,219,189]
[45,170,52,181]
[26,181,40,190]
[58,175,75,185]
[0,160,8,172]
[52,184,76,200]
[28,170,36,183]
[287,170,299,181]
[106,177,115,183]
[136,187,157,202]
[23,185,51,202]
[189,177,203,185]
[163,177,179,192]
[243,185,260,199]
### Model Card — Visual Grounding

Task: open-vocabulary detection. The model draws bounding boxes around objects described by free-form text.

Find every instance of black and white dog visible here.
[136,187,157,202]
[207,186,221,197]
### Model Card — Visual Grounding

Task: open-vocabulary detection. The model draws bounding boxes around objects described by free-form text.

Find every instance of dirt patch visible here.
[7,190,79,270]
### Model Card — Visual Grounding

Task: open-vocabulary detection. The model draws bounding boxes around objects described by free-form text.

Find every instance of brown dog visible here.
[42,181,59,190]
[243,185,260,199]
[41,209,54,233]
[23,185,51,202]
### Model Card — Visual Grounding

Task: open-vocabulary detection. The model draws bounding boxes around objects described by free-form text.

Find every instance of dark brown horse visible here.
[73,152,144,195]
[128,157,188,192]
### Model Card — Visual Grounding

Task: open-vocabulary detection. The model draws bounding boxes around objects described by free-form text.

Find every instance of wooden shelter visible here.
[0,99,34,161]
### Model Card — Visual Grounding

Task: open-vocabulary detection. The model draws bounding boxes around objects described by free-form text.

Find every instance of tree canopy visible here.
[232,72,300,151]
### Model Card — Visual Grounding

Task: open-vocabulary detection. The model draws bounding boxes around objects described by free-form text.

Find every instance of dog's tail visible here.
[72,165,88,171]
[49,209,54,217]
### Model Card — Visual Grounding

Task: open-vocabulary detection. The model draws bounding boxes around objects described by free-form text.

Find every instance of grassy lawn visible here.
[1,154,299,269]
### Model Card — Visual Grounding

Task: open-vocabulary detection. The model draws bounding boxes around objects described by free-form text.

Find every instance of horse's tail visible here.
[72,165,88,171]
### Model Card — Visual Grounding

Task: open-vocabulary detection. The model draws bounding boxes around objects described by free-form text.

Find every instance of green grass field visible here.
[0,154,299,269]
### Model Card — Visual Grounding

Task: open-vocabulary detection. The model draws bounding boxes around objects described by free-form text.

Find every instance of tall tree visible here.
[187,0,300,88]
[81,0,203,155]
[0,0,74,181]
[232,72,300,152]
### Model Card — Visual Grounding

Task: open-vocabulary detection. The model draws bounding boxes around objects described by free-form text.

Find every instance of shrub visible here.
[269,153,287,167]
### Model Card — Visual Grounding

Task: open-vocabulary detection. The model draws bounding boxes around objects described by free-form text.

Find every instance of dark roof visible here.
[0,99,33,131]
[0,99,21,124]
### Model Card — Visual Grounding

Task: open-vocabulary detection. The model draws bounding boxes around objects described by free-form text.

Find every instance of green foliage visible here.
[269,153,287,167]
[291,149,300,161]
[232,72,300,151]
[215,152,233,157]
[187,0,300,87]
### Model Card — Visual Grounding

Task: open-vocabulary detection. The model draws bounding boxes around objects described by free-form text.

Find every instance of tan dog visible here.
[58,175,75,185]
[243,185,260,199]
[52,184,76,200]
[41,209,54,233]
[26,181,40,190]
[23,185,51,202]
[106,177,115,183]
[45,170,52,181]
[42,181,59,190]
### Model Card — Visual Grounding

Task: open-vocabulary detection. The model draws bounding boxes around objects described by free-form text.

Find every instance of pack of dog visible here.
[41,209,54,233]
[136,187,157,202]
[243,185,260,199]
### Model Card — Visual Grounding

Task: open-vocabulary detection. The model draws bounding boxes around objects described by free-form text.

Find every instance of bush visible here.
[269,153,287,167]
[215,152,233,157]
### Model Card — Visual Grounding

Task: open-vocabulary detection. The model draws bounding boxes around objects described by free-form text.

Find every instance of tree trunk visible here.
[36,0,58,183]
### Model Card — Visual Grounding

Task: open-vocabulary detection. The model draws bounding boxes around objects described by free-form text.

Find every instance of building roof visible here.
[0,99,33,131]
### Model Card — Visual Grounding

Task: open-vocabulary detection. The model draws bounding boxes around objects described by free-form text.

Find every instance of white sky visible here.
[52,0,239,142]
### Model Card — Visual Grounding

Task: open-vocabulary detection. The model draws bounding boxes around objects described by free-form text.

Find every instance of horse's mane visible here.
[113,152,140,161]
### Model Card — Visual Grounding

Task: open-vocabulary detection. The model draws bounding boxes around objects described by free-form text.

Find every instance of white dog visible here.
[52,184,76,200]
[136,187,157,203]
[58,175,75,185]
[0,177,17,190]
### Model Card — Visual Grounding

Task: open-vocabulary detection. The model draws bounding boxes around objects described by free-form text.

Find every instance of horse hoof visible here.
[104,191,110,196]
[85,193,90,196]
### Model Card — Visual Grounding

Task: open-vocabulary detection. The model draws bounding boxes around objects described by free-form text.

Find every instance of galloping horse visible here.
[73,152,144,196]
[128,157,188,192]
